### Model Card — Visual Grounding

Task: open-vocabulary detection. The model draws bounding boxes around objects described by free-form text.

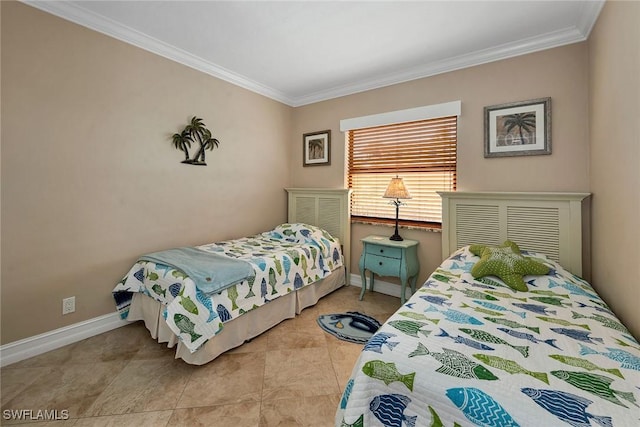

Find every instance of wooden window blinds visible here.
[347,116,457,224]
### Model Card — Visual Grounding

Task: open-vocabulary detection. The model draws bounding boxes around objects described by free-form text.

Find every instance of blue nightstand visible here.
[359,235,420,304]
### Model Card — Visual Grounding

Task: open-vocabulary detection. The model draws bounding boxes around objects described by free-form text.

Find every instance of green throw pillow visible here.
[469,241,549,292]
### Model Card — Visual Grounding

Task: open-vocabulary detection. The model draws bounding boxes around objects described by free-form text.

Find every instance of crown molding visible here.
[22,0,296,106]
[292,25,589,106]
[22,0,604,108]
[576,0,606,37]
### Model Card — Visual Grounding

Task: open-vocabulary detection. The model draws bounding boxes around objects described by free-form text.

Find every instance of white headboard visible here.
[285,188,352,281]
[439,191,591,277]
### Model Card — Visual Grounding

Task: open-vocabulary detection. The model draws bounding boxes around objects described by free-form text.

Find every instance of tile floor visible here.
[1,285,400,426]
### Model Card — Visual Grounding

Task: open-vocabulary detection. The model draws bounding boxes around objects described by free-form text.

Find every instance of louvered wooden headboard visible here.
[285,188,352,281]
[438,192,590,277]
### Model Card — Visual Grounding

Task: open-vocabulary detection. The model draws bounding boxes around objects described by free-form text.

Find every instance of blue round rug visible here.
[317,311,382,344]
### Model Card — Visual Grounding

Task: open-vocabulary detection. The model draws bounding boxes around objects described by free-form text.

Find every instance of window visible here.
[343,103,458,226]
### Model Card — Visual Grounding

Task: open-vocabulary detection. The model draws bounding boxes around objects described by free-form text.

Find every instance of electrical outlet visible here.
[62,296,75,315]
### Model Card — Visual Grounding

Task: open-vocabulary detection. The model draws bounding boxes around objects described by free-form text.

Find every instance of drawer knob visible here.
[379,249,384,253]
[379,261,383,266]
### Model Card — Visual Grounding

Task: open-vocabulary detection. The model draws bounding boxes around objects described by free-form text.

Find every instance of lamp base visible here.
[389,233,403,241]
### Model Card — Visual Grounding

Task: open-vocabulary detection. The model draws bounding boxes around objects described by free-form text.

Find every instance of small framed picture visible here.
[303,130,331,166]
[484,97,551,158]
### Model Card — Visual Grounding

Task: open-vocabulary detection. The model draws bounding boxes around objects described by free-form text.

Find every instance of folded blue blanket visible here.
[139,247,254,295]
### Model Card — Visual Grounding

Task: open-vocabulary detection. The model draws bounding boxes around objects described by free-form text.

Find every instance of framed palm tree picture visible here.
[484,97,551,157]
[303,130,331,166]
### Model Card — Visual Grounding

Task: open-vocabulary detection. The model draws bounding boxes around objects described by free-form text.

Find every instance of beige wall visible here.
[1,2,292,344]
[3,0,638,345]
[292,43,591,286]
[588,0,640,339]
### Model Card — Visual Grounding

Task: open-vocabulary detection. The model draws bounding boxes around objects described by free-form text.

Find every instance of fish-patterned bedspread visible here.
[113,223,343,353]
[337,246,640,427]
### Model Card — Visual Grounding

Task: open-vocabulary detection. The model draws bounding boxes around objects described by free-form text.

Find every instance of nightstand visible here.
[359,235,420,304]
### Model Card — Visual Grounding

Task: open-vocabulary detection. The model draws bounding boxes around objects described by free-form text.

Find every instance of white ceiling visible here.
[25,0,605,107]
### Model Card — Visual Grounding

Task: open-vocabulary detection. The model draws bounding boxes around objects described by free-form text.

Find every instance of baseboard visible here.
[1,278,402,367]
[0,312,129,367]
[349,273,409,300]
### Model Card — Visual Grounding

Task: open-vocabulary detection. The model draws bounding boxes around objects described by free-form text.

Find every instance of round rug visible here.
[317,311,382,344]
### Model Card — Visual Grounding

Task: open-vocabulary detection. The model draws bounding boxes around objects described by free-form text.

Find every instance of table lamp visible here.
[383,176,411,241]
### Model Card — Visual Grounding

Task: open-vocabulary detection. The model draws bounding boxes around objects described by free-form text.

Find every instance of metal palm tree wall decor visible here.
[171,116,220,165]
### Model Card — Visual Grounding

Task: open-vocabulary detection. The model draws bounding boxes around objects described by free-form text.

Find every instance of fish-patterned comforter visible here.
[337,246,640,427]
[113,223,343,353]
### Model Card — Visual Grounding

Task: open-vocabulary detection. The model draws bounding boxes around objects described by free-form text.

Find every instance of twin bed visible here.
[112,189,640,426]
[337,192,640,426]
[113,188,350,365]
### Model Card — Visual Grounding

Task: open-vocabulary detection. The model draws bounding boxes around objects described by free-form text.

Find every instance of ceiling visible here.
[25,1,605,107]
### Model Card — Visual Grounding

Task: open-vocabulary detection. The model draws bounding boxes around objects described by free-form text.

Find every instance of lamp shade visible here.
[383,177,411,200]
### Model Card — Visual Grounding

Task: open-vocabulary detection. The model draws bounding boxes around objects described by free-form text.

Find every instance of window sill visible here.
[350,217,442,233]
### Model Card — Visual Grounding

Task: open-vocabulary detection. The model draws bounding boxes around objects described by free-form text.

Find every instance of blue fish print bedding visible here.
[337,247,640,426]
[113,223,343,353]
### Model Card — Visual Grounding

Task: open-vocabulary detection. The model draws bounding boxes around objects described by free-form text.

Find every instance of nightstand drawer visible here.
[365,254,402,277]
[365,244,402,259]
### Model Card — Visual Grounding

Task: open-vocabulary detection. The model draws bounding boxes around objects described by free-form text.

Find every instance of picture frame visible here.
[303,130,331,166]
[484,97,551,158]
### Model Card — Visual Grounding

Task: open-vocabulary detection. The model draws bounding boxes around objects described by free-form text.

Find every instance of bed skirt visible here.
[125,266,345,365]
